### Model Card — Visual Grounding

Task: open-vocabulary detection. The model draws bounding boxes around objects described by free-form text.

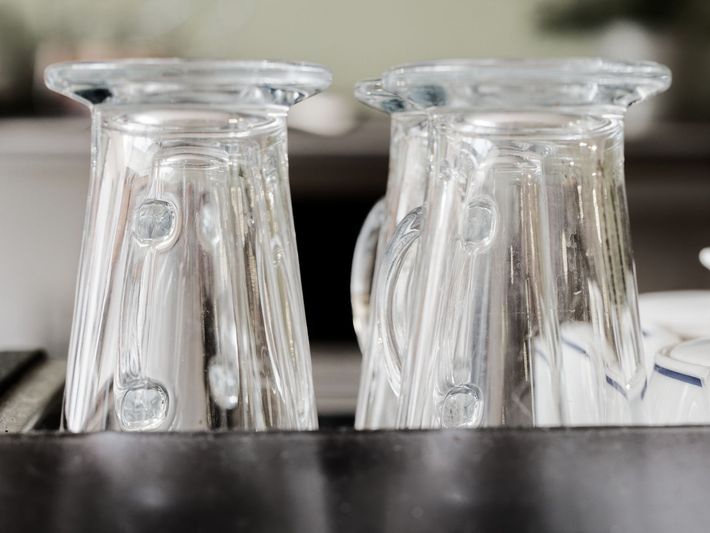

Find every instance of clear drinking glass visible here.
[378,59,671,428]
[350,79,428,428]
[45,59,331,431]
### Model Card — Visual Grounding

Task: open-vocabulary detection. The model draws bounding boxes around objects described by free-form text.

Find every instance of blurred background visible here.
[0,0,709,415]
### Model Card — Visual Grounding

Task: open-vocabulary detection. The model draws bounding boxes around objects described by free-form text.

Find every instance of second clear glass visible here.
[378,58,671,428]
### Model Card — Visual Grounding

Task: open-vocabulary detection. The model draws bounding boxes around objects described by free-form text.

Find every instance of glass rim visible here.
[45,58,332,103]
[382,57,671,108]
[354,78,420,114]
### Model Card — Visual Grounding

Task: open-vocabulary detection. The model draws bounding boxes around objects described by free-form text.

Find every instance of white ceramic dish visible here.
[645,338,710,424]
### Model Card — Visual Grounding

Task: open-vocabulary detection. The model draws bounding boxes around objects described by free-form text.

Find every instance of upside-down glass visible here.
[350,79,428,428]
[46,59,331,432]
[379,59,671,428]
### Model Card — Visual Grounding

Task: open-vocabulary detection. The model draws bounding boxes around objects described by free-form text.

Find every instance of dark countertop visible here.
[0,426,708,533]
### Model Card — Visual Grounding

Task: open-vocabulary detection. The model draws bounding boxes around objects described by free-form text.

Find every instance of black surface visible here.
[318,414,355,429]
[0,350,43,396]
[33,396,354,432]
[0,427,709,532]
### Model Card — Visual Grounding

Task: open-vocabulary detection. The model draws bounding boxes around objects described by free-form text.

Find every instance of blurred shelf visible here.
[0,115,708,158]
[0,348,359,431]
[0,116,391,199]
[312,345,360,415]
[0,116,391,158]
[0,351,42,396]
[0,116,708,200]
[626,122,710,161]
[0,351,64,433]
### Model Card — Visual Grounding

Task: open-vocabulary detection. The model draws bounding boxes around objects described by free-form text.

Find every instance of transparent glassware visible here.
[378,58,671,428]
[45,59,331,431]
[350,79,428,429]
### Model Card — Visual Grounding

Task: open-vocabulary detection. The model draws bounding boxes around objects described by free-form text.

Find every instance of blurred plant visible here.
[0,0,257,113]
[0,5,37,114]
[8,0,200,50]
[540,0,710,120]
[4,0,256,53]
[540,0,710,36]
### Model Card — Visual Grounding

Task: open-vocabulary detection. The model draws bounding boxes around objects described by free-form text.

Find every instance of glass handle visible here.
[114,147,230,431]
[376,206,423,397]
[115,194,179,431]
[350,197,386,353]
